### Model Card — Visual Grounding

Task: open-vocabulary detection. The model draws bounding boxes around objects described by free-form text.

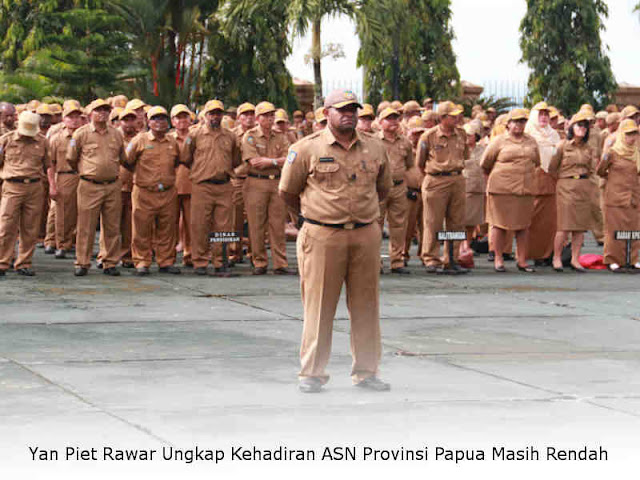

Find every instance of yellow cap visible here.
[305,111,315,122]
[569,110,591,125]
[27,100,41,112]
[406,116,426,130]
[36,104,55,116]
[170,104,191,118]
[532,101,550,111]
[421,110,439,122]
[119,107,138,120]
[557,115,566,125]
[147,106,169,119]
[486,107,496,113]
[203,99,225,114]
[109,107,123,122]
[580,103,594,113]
[49,103,62,114]
[274,108,289,123]
[508,108,529,121]
[315,107,326,123]
[379,107,401,120]
[126,98,146,111]
[63,99,81,110]
[619,118,639,134]
[87,98,111,113]
[390,100,403,111]
[111,95,128,109]
[17,111,40,137]
[63,102,83,117]
[323,89,362,109]
[606,112,621,126]
[377,101,390,115]
[595,111,608,120]
[621,105,639,119]
[578,107,595,121]
[237,103,256,115]
[255,101,276,116]
[548,106,559,119]
[358,104,375,118]
[463,123,479,136]
[293,110,304,118]
[437,101,463,116]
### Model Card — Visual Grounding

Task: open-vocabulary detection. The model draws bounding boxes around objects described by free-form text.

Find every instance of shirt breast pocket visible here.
[313,162,342,192]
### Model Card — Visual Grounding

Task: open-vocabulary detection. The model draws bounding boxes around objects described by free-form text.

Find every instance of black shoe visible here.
[0,269,6,276]
[44,246,55,255]
[135,266,150,276]
[517,264,535,273]
[214,266,227,273]
[74,267,88,276]
[273,267,296,275]
[159,266,181,275]
[96,261,103,269]
[103,267,120,276]
[487,251,495,262]
[194,267,208,275]
[252,267,267,275]
[54,249,66,259]
[570,264,587,273]
[354,376,390,392]
[424,264,439,274]
[449,264,469,274]
[298,377,324,393]
[502,253,515,261]
[121,261,135,269]
[183,261,194,268]
[391,267,410,274]
[17,268,35,276]
[494,265,506,273]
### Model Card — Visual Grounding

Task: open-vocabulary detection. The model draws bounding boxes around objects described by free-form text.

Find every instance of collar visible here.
[376,130,400,143]
[146,130,168,142]
[90,122,110,134]
[322,127,361,150]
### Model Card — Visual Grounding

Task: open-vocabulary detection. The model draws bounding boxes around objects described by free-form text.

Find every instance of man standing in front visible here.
[279,89,393,393]
[68,99,127,277]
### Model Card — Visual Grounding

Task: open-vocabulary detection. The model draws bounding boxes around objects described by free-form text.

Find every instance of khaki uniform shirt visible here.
[464,143,487,194]
[548,139,593,178]
[597,150,640,208]
[46,122,65,139]
[405,144,425,190]
[376,131,413,181]
[0,131,50,180]
[279,128,392,224]
[416,125,469,175]
[0,124,15,137]
[181,123,241,183]
[169,130,191,195]
[125,131,180,190]
[67,123,126,182]
[241,126,289,177]
[48,126,77,173]
[480,133,541,196]
[118,128,136,193]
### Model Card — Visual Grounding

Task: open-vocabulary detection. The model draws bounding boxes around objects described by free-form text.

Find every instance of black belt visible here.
[200,177,230,185]
[429,171,462,177]
[393,179,404,186]
[561,174,589,179]
[248,173,281,180]
[6,177,40,184]
[408,187,421,193]
[57,170,78,175]
[80,176,117,185]
[303,217,371,230]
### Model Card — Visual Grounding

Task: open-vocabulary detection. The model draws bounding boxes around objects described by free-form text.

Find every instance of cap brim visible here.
[18,125,38,137]
[330,100,362,109]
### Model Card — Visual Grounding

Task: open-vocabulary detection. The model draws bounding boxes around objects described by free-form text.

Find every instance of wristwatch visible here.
[272,158,278,167]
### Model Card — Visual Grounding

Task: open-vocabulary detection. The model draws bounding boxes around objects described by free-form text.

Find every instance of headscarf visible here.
[490,114,508,139]
[611,119,640,172]
[525,108,560,172]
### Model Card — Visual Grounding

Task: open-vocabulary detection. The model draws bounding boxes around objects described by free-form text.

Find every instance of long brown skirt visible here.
[556,178,593,231]
[528,194,556,260]
[604,204,639,266]
[486,193,534,231]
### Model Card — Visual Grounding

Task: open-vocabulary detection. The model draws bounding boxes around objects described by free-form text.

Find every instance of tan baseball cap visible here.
[203,99,225,114]
[437,101,463,117]
[406,116,426,130]
[119,107,138,120]
[508,108,529,121]
[49,103,62,115]
[63,102,83,117]
[17,111,40,137]
[323,89,362,109]
[36,104,55,116]
[532,101,550,111]
[255,101,276,116]
[111,95,128,109]
[87,98,111,113]
[421,110,439,122]
[315,107,326,123]
[237,103,256,115]
[379,107,401,120]
[619,118,639,134]
[569,110,591,125]
[621,105,639,119]
[595,111,608,120]
[147,106,169,119]
[293,110,304,118]
[274,109,289,123]
[109,107,123,122]
[606,112,621,126]
[358,104,375,118]
[403,100,421,113]
[125,98,146,111]
[170,104,191,118]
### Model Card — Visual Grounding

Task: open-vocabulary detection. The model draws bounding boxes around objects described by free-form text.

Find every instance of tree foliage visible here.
[519,0,616,113]
[357,0,460,105]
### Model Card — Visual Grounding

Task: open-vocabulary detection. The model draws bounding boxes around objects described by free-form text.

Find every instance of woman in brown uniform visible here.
[481,109,541,272]
[548,112,594,272]
[596,119,640,272]
[461,121,486,257]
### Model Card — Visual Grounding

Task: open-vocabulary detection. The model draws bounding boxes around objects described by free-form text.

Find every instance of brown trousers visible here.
[53,173,79,250]
[0,181,44,270]
[132,186,178,268]
[75,179,122,269]
[244,176,287,270]
[191,181,233,269]
[177,194,191,264]
[44,199,56,247]
[379,183,409,269]
[229,177,246,261]
[590,183,605,243]
[603,205,639,266]
[421,175,466,267]
[38,179,49,241]
[403,190,423,262]
[527,194,556,260]
[297,222,382,384]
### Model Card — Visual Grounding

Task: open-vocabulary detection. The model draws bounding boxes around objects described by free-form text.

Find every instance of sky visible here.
[285,0,640,91]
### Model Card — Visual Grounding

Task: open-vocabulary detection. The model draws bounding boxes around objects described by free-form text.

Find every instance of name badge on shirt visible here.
[145,144,154,150]
[319,157,334,163]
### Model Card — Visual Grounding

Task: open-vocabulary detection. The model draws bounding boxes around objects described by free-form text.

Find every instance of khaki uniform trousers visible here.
[403,189,423,263]
[177,194,191,265]
[603,205,639,266]
[421,175,466,267]
[590,182,605,243]
[53,173,79,250]
[98,191,131,264]
[0,181,44,270]
[75,179,122,269]
[132,186,178,268]
[379,182,409,269]
[38,178,50,241]
[297,222,382,384]
[229,177,246,262]
[44,199,56,248]
[244,176,287,270]
[191,181,233,269]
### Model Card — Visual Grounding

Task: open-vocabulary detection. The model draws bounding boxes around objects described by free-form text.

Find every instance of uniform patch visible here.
[144,144,154,150]
[287,151,297,164]
[69,139,76,148]
[319,157,334,163]
[185,137,192,145]
[421,141,426,150]
[126,143,134,154]
[247,136,255,145]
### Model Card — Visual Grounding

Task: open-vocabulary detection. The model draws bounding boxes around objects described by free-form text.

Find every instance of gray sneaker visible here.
[354,376,390,392]
[298,377,323,393]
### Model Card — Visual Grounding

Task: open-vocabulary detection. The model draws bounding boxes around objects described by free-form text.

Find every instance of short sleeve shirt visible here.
[0,131,50,180]
[241,126,289,177]
[125,131,180,189]
[181,124,241,183]
[67,123,126,182]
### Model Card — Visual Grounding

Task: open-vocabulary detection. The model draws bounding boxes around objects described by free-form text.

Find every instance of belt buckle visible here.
[572,175,580,179]
[344,222,355,230]
[23,179,29,184]
[158,183,164,192]
[268,175,275,180]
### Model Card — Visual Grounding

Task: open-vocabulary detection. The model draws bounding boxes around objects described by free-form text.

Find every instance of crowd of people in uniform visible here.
[0,91,639,278]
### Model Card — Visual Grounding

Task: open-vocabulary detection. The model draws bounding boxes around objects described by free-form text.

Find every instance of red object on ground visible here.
[579,254,607,270]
